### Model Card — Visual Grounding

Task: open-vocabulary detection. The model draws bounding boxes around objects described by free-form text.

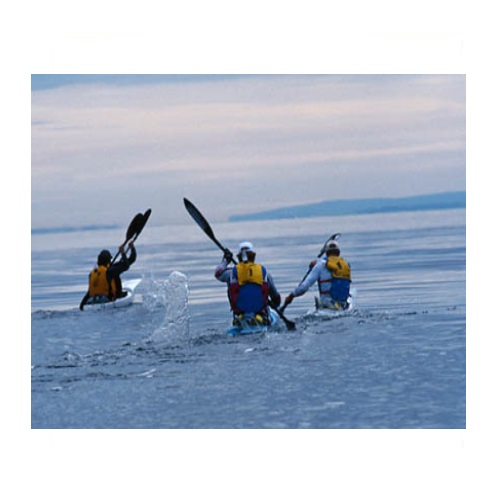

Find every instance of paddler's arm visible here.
[214,249,233,283]
[284,261,322,306]
[105,245,132,300]
[126,241,137,266]
[267,273,281,308]
[108,243,135,276]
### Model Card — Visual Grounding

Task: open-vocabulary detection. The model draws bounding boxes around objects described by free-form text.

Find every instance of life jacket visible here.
[326,256,351,280]
[229,262,269,314]
[88,265,117,299]
[318,256,351,303]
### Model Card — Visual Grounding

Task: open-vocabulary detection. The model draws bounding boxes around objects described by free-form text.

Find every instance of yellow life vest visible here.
[88,265,117,298]
[326,256,351,280]
[235,262,264,286]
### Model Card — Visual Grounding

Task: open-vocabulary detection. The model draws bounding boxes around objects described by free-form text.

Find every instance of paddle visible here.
[183,198,233,258]
[279,233,341,314]
[110,212,144,265]
[110,208,152,264]
[298,232,341,284]
[127,208,152,252]
[183,197,296,331]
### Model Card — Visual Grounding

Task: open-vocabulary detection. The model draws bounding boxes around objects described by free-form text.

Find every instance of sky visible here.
[31,73,465,229]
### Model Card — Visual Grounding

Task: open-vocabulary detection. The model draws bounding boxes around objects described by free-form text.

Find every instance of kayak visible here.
[226,308,280,336]
[306,288,356,318]
[83,279,142,310]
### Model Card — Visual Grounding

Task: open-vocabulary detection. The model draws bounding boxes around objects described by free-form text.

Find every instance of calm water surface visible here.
[31,210,466,428]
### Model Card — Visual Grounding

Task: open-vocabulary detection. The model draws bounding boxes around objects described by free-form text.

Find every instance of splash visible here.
[148,271,189,342]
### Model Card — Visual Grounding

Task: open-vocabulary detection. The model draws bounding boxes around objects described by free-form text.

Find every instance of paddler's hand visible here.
[223,248,233,263]
[269,293,281,309]
[284,294,294,306]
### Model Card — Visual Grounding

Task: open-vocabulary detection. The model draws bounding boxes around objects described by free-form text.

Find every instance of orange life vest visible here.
[88,265,117,298]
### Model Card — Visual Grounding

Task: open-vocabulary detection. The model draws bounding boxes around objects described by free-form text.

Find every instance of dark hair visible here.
[98,249,112,266]
[326,248,340,256]
[237,250,256,263]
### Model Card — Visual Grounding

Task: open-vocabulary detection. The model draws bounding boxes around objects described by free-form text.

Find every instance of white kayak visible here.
[83,279,142,310]
[305,288,356,318]
[226,308,280,336]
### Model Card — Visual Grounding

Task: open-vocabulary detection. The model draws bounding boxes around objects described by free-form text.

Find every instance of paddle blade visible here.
[133,208,152,240]
[142,208,152,226]
[283,317,296,331]
[183,198,216,241]
[276,307,296,331]
[126,213,144,241]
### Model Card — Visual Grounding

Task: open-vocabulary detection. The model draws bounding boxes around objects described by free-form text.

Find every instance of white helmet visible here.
[238,241,255,253]
[325,239,340,252]
[238,241,255,262]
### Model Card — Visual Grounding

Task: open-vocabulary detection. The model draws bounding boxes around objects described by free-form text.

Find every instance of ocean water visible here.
[31,209,466,429]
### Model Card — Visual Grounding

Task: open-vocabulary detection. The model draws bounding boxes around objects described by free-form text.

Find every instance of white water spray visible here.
[148,271,189,342]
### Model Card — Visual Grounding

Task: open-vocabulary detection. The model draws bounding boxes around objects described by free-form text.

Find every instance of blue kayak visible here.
[226,309,280,336]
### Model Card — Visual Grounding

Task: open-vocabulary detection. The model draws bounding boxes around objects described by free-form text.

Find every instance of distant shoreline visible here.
[229,191,466,222]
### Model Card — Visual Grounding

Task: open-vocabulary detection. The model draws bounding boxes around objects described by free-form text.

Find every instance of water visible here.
[31,209,466,429]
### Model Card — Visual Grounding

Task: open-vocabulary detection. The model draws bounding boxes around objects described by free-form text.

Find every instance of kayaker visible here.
[215,241,281,325]
[283,239,352,310]
[79,241,137,310]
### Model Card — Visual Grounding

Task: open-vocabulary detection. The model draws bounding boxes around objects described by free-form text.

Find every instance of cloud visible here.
[31,75,465,227]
